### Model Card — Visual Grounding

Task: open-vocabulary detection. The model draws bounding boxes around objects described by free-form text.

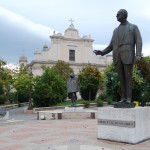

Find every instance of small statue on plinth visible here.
[27,99,33,110]
[67,73,79,107]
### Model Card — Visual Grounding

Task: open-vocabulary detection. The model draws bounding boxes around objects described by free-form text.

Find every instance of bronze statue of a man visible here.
[94,9,142,104]
[67,73,79,106]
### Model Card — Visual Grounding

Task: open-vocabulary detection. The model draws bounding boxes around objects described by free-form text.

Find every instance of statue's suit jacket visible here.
[102,21,142,64]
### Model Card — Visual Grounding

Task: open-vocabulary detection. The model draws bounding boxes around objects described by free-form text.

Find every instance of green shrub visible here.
[103,58,150,106]
[7,92,17,103]
[78,65,101,100]
[17,89,29,103]
[106,96,113,105]
[96,93,113,105]
[13,73,31,103]
[104,64,120,101]
[52,60,73,83]
[0,84,4,95]
[143,56,150,63]
[79,88,98,100]
[132,66,145,103]
[137,58,150,81]
[32,67,67,107]
[82,100,90,108]
[0,95,6,104]
[136,57,150,106]
[96,99,103,107]
[95,94,103,107]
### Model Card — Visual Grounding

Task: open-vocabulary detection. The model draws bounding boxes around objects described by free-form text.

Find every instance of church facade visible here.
[20,22,112,76]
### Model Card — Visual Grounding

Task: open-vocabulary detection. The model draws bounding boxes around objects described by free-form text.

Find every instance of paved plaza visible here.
[0,107,150,150]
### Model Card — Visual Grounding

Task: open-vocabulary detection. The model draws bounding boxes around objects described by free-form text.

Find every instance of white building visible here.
[20,22,112,76]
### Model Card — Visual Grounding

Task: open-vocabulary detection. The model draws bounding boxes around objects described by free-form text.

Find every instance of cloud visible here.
[0,7,57,63]
[0,7,54,39]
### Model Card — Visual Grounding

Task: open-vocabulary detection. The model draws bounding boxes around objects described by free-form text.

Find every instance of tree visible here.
[143,56,150,63]
[32,67,67,107]
[132,66,145,104]
[78,65,101,100]
[137,57,150,81]
[0,60,5,103]
[136,57,150,105]
[0,60,6,95]
[0,60,6,90]
[103,58,150,106]
[104,64,120,101]
[13,65,31,103]
[13,74,31,103]
[52,60,73,83]
[0,60,14,104]
[1,68,13,102]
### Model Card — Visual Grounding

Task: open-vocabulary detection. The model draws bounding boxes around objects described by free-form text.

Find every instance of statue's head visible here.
[70,72,75,78]
[116,9,128,22]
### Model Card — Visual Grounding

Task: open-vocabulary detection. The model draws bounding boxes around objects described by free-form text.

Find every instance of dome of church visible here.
[43,44,48,49]
[19,54,28,66]
[43,43,48,51]
[19,55,27,62]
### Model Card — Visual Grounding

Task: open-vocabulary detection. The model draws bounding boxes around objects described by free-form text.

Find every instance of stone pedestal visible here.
[24,108,33,114]
[97,107,150,144]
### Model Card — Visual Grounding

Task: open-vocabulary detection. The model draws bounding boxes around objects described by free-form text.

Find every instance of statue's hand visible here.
[93,50,103,56]
[135,56,141,63]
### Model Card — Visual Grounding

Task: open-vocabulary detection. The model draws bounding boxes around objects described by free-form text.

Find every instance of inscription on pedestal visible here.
[98,119,135,128]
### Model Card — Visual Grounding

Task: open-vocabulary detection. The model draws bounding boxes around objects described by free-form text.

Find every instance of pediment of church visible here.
[64,23,80,39]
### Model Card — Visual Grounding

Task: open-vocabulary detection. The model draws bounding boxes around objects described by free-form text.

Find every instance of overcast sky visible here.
[0,0,150,64]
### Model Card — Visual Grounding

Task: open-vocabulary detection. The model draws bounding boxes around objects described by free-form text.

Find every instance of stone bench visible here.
[37,107,97,120]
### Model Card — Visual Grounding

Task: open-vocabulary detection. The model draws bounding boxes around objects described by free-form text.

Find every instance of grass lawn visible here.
[55,99,96,106]
[0,103,17,106]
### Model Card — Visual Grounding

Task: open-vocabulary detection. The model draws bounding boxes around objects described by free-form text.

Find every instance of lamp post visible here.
[27,67,33,110]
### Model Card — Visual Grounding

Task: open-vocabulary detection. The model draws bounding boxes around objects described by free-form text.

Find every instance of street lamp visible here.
[27,67,33,110]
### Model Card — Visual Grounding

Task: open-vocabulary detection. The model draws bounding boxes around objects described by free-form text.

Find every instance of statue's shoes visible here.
[119,98,126,103]
[126,98,131,104]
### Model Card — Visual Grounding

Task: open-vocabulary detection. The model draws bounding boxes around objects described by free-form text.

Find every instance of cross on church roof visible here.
[69,18,74,25]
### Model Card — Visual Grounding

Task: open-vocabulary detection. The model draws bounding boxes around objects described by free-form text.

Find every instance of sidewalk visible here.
[0,118,150,150]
